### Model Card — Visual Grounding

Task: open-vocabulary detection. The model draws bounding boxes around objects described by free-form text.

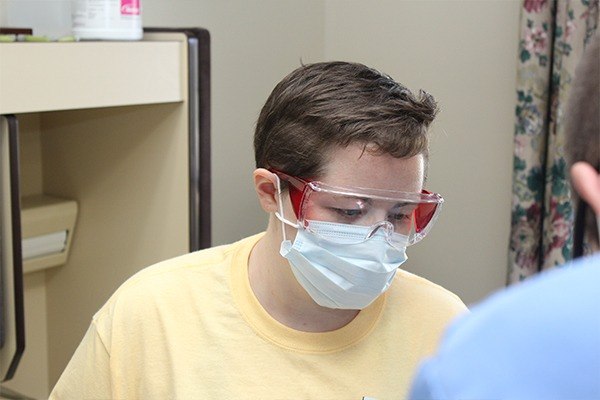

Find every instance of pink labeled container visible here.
[72,0,142,41]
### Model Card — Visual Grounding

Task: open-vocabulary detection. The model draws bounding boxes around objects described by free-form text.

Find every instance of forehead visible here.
[319,145,425,193]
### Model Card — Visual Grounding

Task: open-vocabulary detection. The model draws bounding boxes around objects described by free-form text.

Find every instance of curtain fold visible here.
[508,0,598,283]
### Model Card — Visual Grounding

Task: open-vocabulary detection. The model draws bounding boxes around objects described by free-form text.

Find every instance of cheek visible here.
[277,196,299,241]
[279,191,297,220]
[284,223,298,242]
[303,207,329,221]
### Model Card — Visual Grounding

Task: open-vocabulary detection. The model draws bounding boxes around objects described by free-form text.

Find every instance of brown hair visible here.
[564,33,599,170]
[254,61,438,179]
[564,33,599,246]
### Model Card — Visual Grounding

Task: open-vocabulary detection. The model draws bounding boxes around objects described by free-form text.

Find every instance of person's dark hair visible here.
[564,33,599,170]
[254,61,438,180]
[564,32,599,249]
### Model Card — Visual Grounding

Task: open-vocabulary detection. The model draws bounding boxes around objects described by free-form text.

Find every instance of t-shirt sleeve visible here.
[48,320,111,399]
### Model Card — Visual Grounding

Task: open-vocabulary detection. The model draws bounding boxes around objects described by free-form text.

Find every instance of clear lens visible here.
[299,182,442,246]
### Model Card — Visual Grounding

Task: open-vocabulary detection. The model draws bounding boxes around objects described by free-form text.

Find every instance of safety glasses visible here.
[271,169,443,246]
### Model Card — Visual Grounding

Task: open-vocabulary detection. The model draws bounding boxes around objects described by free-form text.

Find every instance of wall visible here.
[142,0,326,246]
[324,0,521,304]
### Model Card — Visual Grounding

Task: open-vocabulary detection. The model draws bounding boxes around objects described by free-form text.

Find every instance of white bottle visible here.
[72,0,142,41]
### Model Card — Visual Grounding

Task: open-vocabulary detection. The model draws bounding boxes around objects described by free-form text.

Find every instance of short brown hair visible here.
[254,61,438,179]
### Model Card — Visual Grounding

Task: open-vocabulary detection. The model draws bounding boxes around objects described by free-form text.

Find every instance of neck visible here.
[248,215,359,332]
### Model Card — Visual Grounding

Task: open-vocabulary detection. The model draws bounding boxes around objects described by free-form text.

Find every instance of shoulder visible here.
[391,269,467,314]
[409,254,600,400]
[118,233,261,288]
[94,233,263,322]
[383,269,468,344]
[448,253,600,337]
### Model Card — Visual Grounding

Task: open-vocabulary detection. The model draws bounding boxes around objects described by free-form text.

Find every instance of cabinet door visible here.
[0,115,25,382]
[145,28,212,251]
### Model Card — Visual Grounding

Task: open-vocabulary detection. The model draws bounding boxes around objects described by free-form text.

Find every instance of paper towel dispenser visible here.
[20,195,77,274]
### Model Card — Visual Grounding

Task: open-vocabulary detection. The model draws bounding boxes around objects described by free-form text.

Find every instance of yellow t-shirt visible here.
[50,233,466,400]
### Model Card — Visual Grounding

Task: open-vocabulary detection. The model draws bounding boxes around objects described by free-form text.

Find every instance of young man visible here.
[408,34,600,400]
[50,61,466,399]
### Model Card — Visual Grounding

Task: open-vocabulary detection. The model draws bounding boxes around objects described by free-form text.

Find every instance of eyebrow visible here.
[331,195,418,210]
[391,202,417,209]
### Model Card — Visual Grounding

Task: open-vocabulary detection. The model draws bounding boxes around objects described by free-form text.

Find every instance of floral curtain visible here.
[508,0,598,283]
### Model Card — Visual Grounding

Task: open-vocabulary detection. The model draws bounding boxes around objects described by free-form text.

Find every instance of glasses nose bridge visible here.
[362,205,389,223]
[365,220,394,239]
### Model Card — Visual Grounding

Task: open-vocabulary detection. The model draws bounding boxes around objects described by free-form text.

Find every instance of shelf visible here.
[0,40,184,114]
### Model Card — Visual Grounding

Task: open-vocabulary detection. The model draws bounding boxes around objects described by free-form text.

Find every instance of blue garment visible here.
[409,253,600,400]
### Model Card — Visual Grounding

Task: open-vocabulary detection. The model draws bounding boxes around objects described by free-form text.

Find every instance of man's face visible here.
[280,144,425,241]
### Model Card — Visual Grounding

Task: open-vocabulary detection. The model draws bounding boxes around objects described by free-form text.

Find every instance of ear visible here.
[571,162,600,215]
[253,168,279,213]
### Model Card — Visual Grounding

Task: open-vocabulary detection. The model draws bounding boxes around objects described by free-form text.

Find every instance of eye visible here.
[331,208,364,218]
[388,212,412,221]
[388,205,415,223]
[388,213,412,222]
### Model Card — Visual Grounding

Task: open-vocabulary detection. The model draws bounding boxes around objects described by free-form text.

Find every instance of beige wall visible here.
[323,0,521,304]
[143,0,326,246]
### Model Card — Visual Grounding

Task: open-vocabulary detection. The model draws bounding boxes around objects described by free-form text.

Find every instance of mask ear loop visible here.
[273,174,299,242]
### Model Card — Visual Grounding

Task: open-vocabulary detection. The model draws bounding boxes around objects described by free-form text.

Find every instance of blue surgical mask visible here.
[279,221,407,309]
[274,176,408,310]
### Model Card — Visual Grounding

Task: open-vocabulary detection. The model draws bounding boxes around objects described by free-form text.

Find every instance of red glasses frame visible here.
[270,169,440,233]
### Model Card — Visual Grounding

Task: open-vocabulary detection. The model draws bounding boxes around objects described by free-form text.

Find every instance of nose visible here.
[365,221,394,239]
[360,208,389,226]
